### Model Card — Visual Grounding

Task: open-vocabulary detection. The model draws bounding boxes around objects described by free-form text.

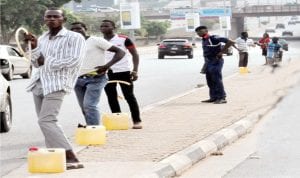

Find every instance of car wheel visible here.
[0,93,12,133]
[188,54,193,59]
[158,54,164,59]
[4,69,13,81]
[21,66,32,79]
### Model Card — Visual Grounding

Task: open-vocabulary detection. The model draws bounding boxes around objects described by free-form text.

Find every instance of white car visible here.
[0,45,32,81]
[0,71,12,133]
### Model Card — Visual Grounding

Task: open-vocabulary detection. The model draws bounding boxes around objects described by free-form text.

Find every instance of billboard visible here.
[185,13,200,32]
[120,2,141,29]
[219,16,231,30]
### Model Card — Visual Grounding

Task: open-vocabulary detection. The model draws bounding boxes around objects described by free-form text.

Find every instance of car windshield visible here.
[163,41,186,45]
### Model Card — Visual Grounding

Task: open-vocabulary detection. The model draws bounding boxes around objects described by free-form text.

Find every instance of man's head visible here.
[44,7,66,29]
[100,20,116,35]
[70,22,87,37]
[195,26,208,38]
[263,33,269,38]
[241,32,248,38]
[272,37,279,43]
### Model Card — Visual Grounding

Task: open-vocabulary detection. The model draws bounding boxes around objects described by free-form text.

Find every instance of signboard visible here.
[185,13,200,32]
[219,16,231,30]
[170,9,190,20]
[120,2,141,29]
[199,8,232,17]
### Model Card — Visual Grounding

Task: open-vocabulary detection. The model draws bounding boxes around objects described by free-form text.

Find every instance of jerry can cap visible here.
[29,147,39,151]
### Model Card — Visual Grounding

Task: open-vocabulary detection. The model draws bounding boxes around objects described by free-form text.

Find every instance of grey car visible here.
[0,71,12,132]
[0,45,32,81]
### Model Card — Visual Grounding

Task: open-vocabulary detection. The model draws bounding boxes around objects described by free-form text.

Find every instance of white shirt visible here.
[79,36,113,76]
[235,37,255,52]
[27,27,86,95]
[105,34,133,73]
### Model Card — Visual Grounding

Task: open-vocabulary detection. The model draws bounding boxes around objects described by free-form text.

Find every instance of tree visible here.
[143,20,170,40]
[0,0,81,44]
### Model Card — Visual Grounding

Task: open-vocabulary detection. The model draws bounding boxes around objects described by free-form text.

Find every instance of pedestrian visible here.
[195,26,234,104]
[255,33,270,65]
[233,32,255,69]
[24,7,86,169]
[266,37,282,66]
[100,19,142,129]
[70,22,125,125]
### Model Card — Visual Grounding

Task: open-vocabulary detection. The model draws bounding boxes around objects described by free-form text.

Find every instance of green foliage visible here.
[0,0,81,43]
[143,20,170,38]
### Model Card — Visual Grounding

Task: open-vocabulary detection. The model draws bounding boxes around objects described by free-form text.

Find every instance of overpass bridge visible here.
[142,4,300,38]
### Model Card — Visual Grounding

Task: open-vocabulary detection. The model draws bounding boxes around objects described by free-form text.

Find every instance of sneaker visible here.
[201,98,216,103]
[132,122,143,129]
[213,99,227,104]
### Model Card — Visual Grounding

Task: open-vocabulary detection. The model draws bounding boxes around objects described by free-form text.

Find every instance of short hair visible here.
[263,33,269,38]
[102,19,116,28]
[241,32,248,36]
[46,7,65,18]
[71,22,87,30]
[272,37,279,42]
[195,26,207,32]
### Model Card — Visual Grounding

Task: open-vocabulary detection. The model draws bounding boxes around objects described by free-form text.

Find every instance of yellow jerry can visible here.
[102,113,130,130]
[75,125,106,145]
[28,147,66,173]
[239,67,249,74]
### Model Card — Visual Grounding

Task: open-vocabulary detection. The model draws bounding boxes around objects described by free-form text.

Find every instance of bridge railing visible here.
[233,4,300,14]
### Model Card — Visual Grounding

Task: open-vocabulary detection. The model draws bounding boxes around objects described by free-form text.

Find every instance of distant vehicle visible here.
[275,23,285,29]
[288,20,296,25]
[157,39,193,59]
[265,29,275,33]
[0,45,32,81]
[265,29,280,37]
[278,39,288,51]
[282,30,293,37]
[0,72,12,133]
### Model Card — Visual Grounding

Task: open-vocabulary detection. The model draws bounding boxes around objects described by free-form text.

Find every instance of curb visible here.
[132,107,272,178]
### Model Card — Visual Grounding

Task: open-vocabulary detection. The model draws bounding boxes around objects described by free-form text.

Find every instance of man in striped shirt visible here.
[24,7,86,169]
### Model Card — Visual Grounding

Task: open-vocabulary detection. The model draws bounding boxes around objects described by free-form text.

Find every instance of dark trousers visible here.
[104,70,141,123]
[206,58,226,100]
[238,52,248,67]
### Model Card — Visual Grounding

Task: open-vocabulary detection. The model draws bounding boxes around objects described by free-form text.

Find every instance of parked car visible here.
[0,71,12,133]
[282,30,293,37]
[278,39,288,51]
[275,23,285,29]
[0,45,32,81]
[157,39,193,59]
[288,20,296,25]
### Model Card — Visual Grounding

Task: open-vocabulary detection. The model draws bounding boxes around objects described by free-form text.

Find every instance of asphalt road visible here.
[1,39,299,177]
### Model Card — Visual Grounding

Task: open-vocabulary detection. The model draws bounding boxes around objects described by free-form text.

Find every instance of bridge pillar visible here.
[229,17,244,39]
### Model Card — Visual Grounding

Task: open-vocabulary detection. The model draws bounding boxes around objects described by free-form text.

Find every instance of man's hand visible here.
[94,65,109,75]
[216,52,223,59]
[130,71,138,81]
[37,54,44,66]
[23,33,37,49]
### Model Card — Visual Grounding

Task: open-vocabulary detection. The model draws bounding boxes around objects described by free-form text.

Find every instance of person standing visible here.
[255,33,270,65]
[70,22,125,125]
[24,7,86,169]
[195,26,234,104]
[100,20,142,129]
[233,32,255,68]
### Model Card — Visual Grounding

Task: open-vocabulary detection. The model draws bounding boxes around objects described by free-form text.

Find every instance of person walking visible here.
[100,20,142,129]
[24,8,86,169]
[195,26,234,104]
[255,33,270,65]
[70,22,125,125]
[233,32,255,69]
[266,37,282,66]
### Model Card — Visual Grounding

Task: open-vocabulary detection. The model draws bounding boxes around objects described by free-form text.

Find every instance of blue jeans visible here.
[74,75,107,125]
[206,58,226,100]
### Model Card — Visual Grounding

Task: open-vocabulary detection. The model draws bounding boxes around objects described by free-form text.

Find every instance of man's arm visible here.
[95,46,125,74]
[217,39,235,58]
[125,38,139,81]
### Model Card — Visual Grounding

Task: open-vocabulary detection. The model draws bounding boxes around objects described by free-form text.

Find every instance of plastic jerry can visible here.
[239,67,249,74]
[28,147,66,173]
[75,125,106,145]
[102,113,130,130]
